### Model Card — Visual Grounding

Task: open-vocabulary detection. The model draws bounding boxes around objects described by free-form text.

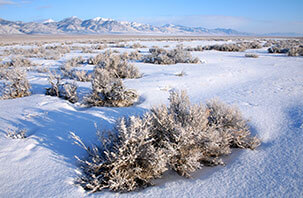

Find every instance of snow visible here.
[42,19,55,24]
[0,40,303,197]
[92,17,114,22]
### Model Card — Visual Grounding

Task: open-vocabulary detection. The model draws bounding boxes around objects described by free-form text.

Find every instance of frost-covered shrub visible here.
[93,44,108,50]
[175,70,186,77]
[206,99,260,149]
[88,51,111,65]
[2,46,64,60]
[88,51,141,79]
[45,45,70,54]
[150,91,212,176]
[74,90,260,193]
[73,70,92,82]
[245,53,259,58]
[46,73,78,103]
[85,68,138,107]
[61,57,87,79]
[43,50,62,60]
[267,40,303,55]
[11,57,32,67]
[186,45,204,51]
[1,68,31,99]
[35,66,50,73]
[60,63,73,78]
[203,43,246,52]
[113,43,127,48]
[128,50,143,61]
[71,116,167,192]
[98,55,141,79]
[203,41,262,52]
[143,47,201,65]
[130,43,147,49]
[6,128,27,139]
[288,46,303,56]
[0,57,33,68]
[268,46,289,54]
[66,56,86,67]
[81,47,93,53]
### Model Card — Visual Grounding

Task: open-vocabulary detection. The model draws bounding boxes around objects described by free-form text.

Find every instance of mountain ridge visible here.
[0,17,301,36]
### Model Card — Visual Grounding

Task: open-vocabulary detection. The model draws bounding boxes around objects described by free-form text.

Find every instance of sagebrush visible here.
[84,68,138,107]
[73,90,260,193]
[143,47,201,65]
[46,72,78,103]
[0,68,31,99]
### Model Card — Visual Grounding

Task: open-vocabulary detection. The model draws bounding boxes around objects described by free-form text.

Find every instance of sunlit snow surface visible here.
[0,40,302,198]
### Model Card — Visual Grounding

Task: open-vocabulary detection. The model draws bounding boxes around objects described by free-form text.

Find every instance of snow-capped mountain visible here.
[42,19,55,24]
[0,16,250,35]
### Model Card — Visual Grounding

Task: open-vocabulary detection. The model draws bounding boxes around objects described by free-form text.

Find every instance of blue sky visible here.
[0,0,302,33]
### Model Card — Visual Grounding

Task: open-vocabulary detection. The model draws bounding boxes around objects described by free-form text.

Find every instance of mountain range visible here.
[0,16,251,36]
[0,16,301,36]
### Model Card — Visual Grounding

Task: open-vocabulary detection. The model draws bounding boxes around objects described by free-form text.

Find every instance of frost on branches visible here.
[1,68,31,99]
[45,72,78,103]
[84,68,138,107]
[73,90,260,193]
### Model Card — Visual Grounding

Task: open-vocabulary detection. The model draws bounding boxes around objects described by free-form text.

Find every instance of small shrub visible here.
[84,68,138,107]
[1,68,31,99]
[93,44,108,50]
[35,66,50,73]
[66,56,86,67]
[73,70,92,82]
[61,57,86,79]
[88,51,141,79]
[268,46,289,54]
[130,43,147,49]
[98,55,141,79]
[245,53,259,58]
[128,50,143,61]
[143,47,201,65]
[0,57,33,68]
[88,51,111,65]
[185,45,204,51]
[6,128,27,139]
[288,46,303,56]
[46,73,78,103]
[175,70,186,77]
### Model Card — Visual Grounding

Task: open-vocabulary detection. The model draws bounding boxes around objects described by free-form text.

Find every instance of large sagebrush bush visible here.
[84,68,138,107]
[1,68,31,99]
[74,90,260,193]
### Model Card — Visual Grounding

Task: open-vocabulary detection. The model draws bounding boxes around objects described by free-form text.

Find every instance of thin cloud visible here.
[0,0,31,6]
[36,5,52,10]
[0,0,16,6]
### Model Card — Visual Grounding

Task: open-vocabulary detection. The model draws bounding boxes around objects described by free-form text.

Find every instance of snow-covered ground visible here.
[0,40,302,197]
